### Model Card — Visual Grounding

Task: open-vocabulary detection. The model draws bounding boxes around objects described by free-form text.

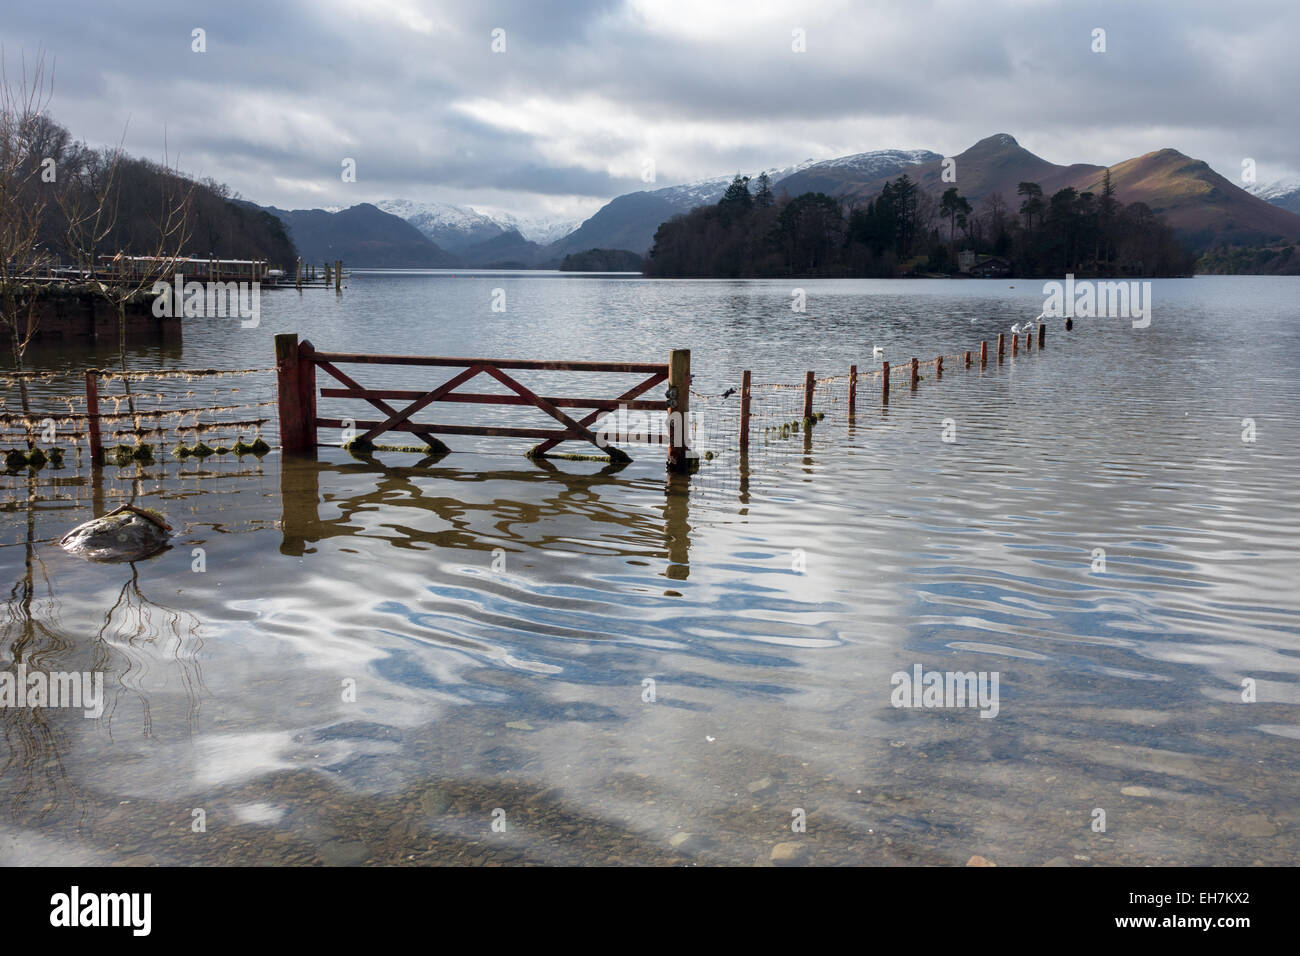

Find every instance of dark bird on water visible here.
[721,387,737,399]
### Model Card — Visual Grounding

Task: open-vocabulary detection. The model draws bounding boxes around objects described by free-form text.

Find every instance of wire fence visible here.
[0,367,276,469]
[683,325,1046,498]
[0,323,1049,509]
[0,366,281,547]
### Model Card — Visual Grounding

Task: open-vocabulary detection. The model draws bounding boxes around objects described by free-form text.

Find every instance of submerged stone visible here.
[60,504,172,563]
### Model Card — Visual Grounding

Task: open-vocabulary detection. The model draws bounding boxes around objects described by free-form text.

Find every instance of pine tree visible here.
[719,173,752,210]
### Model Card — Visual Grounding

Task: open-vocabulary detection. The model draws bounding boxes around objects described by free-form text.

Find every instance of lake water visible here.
[1,272,1297,866]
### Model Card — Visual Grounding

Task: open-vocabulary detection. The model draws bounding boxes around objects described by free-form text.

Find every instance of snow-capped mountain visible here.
[1248,178,1300,202]
[810,148,940,174]
[645,159,819,207]
[773,148,942,198]
[375,199,581,250]
[1248,178,1300,215]
[546,149,939,259]
[640,150,936,211]
[491,212,583,246]
[375,200,509,251]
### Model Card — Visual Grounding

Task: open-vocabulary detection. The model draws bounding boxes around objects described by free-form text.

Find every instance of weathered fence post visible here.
[295,258,302,290]
[910,357,918,389]
[980,340,988,367]
[276,333,309,454]
[964,350,971,368]
[84,370,104,467]
[997,332,1005,361]
[936,355,943,379]
[1038,321,1046,348]
[739,369,752,452]
[298,339,319,451]
[803,371,815,421]
[1012,333,1019,355]
[881,361,890,404]
[848,364,857,417]
[667,348,691,472]
[334,259,342,293]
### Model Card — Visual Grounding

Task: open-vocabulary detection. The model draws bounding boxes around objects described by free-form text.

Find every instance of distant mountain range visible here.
[256,202,458,269]
[256,135,1300,270]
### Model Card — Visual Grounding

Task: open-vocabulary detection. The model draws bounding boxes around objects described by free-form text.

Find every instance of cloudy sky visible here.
[5,0,1298,225]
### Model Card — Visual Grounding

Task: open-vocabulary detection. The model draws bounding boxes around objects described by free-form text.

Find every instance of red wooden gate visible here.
[274,334,692,469]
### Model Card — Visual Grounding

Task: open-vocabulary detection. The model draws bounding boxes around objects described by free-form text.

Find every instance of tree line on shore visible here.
[1,58,294,449]
[644,170,1196,278]
[5,113,295,273]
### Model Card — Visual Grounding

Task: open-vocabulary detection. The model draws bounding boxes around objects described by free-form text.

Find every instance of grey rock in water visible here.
[60,505,171,563]
[770,842,809,866]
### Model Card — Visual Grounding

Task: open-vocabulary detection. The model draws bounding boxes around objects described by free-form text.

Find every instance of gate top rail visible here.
[306,349,668,375]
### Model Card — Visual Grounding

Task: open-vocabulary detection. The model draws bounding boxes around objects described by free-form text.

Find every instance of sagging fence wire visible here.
[0,366,281,544]
[0,366,277,471]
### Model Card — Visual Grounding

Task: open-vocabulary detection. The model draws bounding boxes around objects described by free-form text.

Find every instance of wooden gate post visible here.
[848,364,857,417]
[84,370,104,467]
[276,333,310,454]
[666,349,691,472]
[881,361,890,404]
[739,369,752,452]
[298,340,319,451]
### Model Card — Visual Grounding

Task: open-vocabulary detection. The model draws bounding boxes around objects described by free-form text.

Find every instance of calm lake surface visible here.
[1,272,1297,866]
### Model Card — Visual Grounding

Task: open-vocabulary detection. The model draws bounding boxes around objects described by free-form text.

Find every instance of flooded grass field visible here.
[1,274,1297,865]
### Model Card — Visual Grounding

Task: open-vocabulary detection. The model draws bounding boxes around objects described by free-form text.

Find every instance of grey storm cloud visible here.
[3,0,1298,217]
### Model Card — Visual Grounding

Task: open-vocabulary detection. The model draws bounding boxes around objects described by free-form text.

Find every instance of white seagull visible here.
[872,345,885,357]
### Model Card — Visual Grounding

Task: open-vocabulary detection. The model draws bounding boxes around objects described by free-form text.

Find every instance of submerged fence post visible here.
[803,371,815,421]
[997,332,1005,361]
[276,333,310,454]
[965,350,971,368]
[84,369,104,467]
[881,361,890,404]
[980,340,988,367]
[848,364,857,417]
[739,369,751,452]
[295,258,302,290]
[335,260,342,293]
[298,339,318,451]
[667,348,691,472]
[1012,333,1019,356]
[936,355,943,379]
[1038,321,1046,348]
[910,357,918,389]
